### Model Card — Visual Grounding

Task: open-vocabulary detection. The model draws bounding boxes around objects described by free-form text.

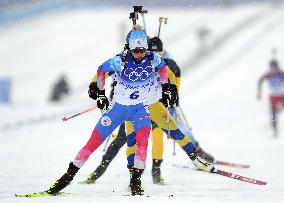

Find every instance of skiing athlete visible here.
[81,36,215,191]
[124,37,215,188]
[24,25,174,196]
[16,25,215,197]
[257,59,284,137]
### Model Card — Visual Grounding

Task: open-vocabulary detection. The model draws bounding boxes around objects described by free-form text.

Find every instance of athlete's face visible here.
[131,48,147,61]
[270,68,278,75]
[270,66,278,75]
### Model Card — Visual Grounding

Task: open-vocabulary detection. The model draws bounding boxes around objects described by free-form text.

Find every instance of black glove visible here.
[97,90,109,112]
[170,84,179,107]
[88,82,99,100]
[161,83,178,108]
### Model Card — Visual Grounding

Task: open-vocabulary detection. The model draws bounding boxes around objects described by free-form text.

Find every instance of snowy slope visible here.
[1,3,284,203]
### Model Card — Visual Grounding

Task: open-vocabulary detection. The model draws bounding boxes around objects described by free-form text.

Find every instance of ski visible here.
[213,169,267,185]
[173,160,250,169]
[172,164,267,185]
[172,163,190,169]
[214,160,250,168]
[77,180,95,185]
[15,191,71,197]
[122,194,153,197]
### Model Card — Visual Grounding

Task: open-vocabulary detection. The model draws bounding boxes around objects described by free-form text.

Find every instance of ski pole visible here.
[62,106,96,122]
[166,107,171,137]
[271,47,277,58]
[158,17,168,38]
[177,106,191,128]
[170,112,176,156]
[166,107,176,155]
[140,9,148,34]
[102,134,111,152]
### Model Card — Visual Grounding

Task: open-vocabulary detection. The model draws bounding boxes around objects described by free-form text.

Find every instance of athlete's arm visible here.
[257,73,270,100]
[164,58,181,92]
[258,73,269,92]
[97,56,122,90]
[153,52,168,84]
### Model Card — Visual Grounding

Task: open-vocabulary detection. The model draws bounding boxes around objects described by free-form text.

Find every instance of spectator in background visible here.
[50,74,70,102]
[257,59,284,137]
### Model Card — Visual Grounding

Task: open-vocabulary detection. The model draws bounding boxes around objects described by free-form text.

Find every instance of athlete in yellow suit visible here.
[125,37,184,183]
[126,37,215,184]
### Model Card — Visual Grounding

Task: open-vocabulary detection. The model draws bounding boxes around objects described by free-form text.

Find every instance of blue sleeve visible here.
[153,52,165,69]
[162,50,171,59]
[100,55,122,73]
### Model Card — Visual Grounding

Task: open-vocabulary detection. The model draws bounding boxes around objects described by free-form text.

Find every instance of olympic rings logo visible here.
[122,65,153,82]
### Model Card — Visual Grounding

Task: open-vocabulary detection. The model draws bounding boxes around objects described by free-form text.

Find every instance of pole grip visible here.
[158,17,168,38]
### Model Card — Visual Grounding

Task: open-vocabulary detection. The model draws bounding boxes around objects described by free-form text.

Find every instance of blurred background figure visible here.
[197,26,212,56]
[257,59,284,137]
[0,78,11,104]
[49,74,70,102]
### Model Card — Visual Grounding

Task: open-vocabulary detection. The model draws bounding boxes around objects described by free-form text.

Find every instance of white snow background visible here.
[0,2,284,203]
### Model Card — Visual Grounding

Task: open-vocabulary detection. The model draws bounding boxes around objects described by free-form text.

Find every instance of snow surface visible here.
[1,3,284,203]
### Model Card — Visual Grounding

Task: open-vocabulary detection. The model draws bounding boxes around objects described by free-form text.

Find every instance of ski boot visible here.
[188,151,215,172]
[83,172,96,184]
[46,162,79,194]
[128,167,133,189]
[130,168,144,196]
[152,159,164,184]
[82,160,110,184]
[195,142,215,163]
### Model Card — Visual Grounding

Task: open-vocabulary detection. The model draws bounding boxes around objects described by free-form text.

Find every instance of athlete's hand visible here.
[88,82,99,100]
[97,90,109,112]
[162,83,178,108]
[170,84,179,106]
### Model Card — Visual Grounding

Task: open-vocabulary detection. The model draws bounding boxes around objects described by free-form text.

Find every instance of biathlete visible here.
[81,36,215,192]
[257,59,284,137]
[29,25,174,196]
